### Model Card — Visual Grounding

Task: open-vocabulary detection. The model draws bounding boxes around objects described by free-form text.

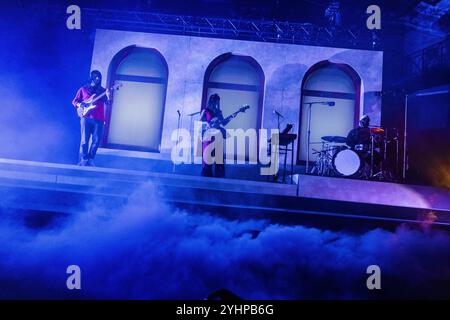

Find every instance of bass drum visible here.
[332,148,362,177]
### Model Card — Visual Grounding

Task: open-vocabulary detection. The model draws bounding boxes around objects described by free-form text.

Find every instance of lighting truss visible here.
[26,4,378,49]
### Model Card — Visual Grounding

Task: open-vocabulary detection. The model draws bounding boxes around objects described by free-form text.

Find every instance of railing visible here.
[403,37,450,77]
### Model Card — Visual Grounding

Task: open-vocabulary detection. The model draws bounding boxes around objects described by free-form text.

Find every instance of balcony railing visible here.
[403,37,450,77]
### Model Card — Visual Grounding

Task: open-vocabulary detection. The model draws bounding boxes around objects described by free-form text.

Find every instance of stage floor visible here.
[0,158,449,228]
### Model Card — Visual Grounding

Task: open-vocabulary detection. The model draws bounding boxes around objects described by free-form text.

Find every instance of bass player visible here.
[72,70,111,166]
[199,93,249,178]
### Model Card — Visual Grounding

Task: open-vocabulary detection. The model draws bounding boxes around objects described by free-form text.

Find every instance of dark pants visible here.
[201,139,225,178]
[79,118,104,161]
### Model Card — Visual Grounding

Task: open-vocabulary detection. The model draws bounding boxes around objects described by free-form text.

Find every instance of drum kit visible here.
[310,127,400,181]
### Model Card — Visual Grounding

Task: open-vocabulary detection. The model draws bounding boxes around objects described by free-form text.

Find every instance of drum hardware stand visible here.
[369,133,384,180]
[391,130,401,182]
[370,132,387,181]
[311,142,344,177]
[311,144,333,176]
[371,128,395,182]
[380,128,392,181]
[373,164,393,181]
[310,142,324,175]
[310,149,321,175]
[304,101,334,174]
[370,135,375,177]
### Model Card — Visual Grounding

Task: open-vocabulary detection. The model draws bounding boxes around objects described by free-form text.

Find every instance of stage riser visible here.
[95,152,267,181]
[0,178,449,228]
[1,184,449,230]
[0,158,448,228]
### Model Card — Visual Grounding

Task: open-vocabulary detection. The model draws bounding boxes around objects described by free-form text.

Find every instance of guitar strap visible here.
[86,85,106,102]
[94,85,104,96]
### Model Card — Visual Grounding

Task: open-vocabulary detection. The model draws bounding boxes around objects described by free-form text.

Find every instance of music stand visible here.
[279,133,297,183]
[267,124,296,184]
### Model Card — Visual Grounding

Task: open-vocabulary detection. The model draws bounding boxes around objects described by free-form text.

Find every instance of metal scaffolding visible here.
[81,8,375,48]
[25,4,378,49]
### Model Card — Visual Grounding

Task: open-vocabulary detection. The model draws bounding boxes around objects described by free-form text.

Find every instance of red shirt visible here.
[72,85,107,121]
[201,107,224,123]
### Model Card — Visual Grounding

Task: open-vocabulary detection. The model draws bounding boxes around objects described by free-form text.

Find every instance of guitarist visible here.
[72,70,111,166]
[200,94,226,177]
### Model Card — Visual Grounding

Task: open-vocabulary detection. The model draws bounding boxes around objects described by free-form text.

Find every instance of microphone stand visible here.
[173,110,181,173]
[304,102,315,174]
[275,112,281,131]
[187,110,202,165]
[304,102,334,175]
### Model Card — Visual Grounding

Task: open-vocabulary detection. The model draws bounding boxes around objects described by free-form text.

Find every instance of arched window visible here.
[202,53,264,161]
[105,46,168,152]
[298,60,362,163]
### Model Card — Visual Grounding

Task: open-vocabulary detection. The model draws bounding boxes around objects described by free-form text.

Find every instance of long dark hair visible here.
[207,93,220,110]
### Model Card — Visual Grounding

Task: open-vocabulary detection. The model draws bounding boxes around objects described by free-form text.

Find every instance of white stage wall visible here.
[91,29,383,162]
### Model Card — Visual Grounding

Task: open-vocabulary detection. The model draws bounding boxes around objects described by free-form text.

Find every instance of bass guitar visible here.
[206,104,250,137]
[77,82,123,118]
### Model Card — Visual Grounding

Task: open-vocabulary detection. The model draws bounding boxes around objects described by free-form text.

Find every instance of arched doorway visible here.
[297,60,362,165]
[202,53,265,161]
[105,45,168,152]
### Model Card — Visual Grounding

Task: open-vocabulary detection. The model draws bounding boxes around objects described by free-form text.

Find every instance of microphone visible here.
[273,110,284,118]
[177,110,181,116]
[305,101,335,106]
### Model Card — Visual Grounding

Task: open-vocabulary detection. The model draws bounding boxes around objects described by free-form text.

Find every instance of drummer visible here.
[346,115,371,149]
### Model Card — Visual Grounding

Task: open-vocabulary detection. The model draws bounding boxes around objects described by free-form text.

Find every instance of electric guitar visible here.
[77,82,123,118]
[206,104,250,137]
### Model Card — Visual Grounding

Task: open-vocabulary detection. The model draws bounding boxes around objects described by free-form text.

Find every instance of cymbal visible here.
[321,136,347,143]
[370,127,385,134]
